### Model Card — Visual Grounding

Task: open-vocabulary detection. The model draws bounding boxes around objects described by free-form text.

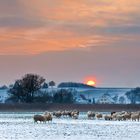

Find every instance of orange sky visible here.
[0,0,140,87]
[0,0,140,54]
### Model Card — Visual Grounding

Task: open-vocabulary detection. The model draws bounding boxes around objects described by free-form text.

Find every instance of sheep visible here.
[111,112,116,116]
[112,111,127,121]
[115,114,125,121]
[104,115,112,121]
[87,111,95,119]
[72,113,78,119]
[44,111,50,116]
[70,110,79,119]
[72,110,79,115]
[131,112,140,121]
[123,112,131,121]
[96,113,103,119]
[44,113,53,122]
[53,111,62,118]
[33,115,46,123]
[62,110,70,117]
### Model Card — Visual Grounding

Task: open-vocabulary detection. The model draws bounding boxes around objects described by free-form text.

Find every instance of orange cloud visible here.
[0,0,140,55]
[0,26,126,55]
[21,0,140,26]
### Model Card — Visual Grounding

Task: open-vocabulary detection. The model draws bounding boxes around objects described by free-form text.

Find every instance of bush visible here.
[53,89,75,103]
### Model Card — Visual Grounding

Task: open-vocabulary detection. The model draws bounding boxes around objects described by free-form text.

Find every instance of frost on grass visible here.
[0,112,140,140]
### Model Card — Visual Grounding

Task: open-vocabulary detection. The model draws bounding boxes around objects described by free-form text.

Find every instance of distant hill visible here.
[0,85,8,90]
[58,82,95,89]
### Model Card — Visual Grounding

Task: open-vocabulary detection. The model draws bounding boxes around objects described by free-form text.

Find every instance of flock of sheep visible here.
[33,110,140,123]
[88,111,140,121]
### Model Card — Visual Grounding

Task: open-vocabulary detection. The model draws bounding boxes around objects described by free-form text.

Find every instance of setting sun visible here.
[86,80,96,86]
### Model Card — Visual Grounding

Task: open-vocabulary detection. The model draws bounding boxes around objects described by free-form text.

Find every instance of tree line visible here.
[7,74,75,103]
[5,73,140,104]
[125,87,140,104]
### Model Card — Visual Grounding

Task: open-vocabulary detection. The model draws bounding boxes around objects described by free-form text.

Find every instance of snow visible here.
[0,89,9,103]
[76,88,132,104]
[0,87,135,104]
[0,112,140,140]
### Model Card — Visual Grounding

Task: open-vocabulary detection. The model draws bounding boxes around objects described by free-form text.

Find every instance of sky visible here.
[0,0,140,87]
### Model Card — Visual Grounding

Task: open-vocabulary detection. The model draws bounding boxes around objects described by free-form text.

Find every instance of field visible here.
[0,112,140,140]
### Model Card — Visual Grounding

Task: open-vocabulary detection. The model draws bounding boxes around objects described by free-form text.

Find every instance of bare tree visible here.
[125,87,140,104]
[9,74,45,103]
[49,81,55,88]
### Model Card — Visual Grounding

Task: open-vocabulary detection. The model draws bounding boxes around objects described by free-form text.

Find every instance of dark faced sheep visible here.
[87,111,95,119]
[96,113,103,119]
[72,113,78,119]
[104,115,112,121]
[33,115,46,123]
[71,110,79,119]
[53,111,62,118]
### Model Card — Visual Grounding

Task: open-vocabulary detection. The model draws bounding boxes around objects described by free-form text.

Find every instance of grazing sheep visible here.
[62,110,70,117]
[115,114,125,121]
[87,111,95,119]
[44,111,50,116]
[112,111,127,121]
[44,113,53,122]
[123,112,131,121]
[73,114,78,119]
[71,110,79,119]
[111,112,116,116]
[131,112,140,121]
[53,111,62,118]
[96,113,103,119]
[111,113,117,120]
[72,110,79,115]
[68,111,73,118]
[104,115,112,121]
[33,115,46,123]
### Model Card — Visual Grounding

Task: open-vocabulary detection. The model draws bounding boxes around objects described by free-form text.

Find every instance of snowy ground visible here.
[0,112,140,140]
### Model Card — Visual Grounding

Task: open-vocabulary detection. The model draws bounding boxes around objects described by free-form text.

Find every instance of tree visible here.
[8,80,26,103]
[49,81,55,88]
[42,82,48,89]
[53,89,75,103]
[119,96,125,104]
[113,95,118,103]
[92,98,95,104]
[125,87,140,104]
[9,74,45,103]
[34,91,53,103]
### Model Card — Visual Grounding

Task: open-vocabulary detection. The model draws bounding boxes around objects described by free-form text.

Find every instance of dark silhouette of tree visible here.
[9,74,45,103]
[42,82,48,89]
[92,98,95,104]
[53,89,75,103]
[119,96,125,104]
[125,87,140,104]
[58,82,95,88]
[113,95,118,103]
[8,80,26,103]
[49,81,55,88]
[34,91,53,103]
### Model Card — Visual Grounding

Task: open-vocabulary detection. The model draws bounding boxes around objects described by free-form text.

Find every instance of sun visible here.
[86,80,96,86]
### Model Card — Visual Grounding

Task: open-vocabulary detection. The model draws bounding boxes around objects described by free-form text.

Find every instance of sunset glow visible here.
[86,80,96,86]
[0,0,140,87]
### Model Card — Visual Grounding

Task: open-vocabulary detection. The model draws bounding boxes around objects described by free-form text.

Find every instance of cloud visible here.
[0,0,140,55]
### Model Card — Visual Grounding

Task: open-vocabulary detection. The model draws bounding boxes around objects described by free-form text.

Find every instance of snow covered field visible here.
[0,112,140,140]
